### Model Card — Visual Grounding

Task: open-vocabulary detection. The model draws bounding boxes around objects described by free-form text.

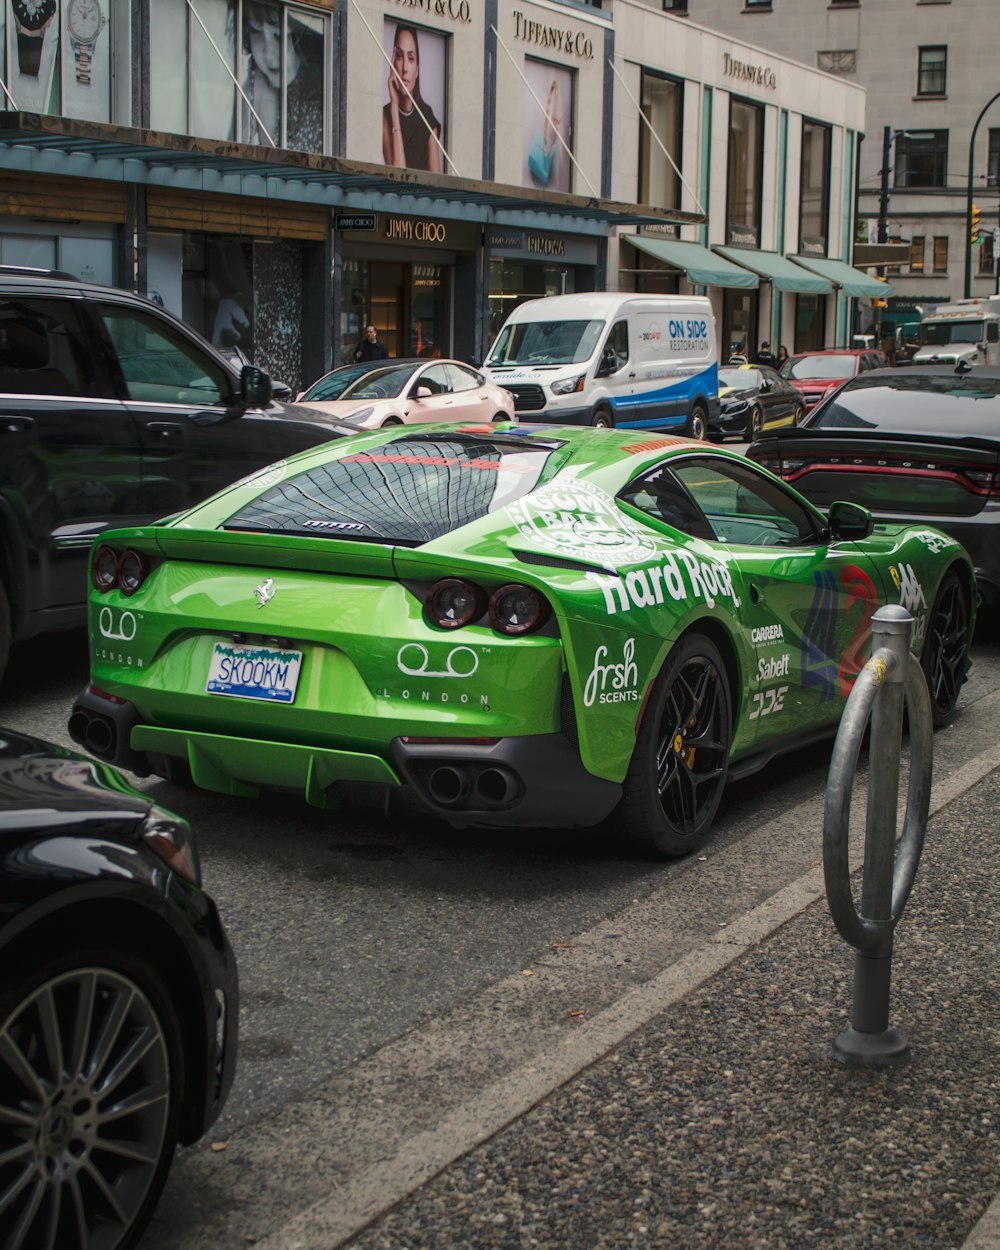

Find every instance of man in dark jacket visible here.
[755,340,777,367]
[354,324,389,362]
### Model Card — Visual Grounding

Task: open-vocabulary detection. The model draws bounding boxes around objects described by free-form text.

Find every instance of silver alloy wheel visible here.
[0,966,172,1250]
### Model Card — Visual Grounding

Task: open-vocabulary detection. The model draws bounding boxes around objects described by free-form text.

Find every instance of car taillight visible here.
[91,546,149,595]
[489,584,550,636]
[426,579,487,629]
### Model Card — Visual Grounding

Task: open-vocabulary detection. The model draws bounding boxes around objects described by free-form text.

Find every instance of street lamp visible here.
[964,90,1000,298]
[877,127,913,245]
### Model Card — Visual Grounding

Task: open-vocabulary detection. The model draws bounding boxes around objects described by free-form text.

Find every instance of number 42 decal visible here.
[749,685,789,721]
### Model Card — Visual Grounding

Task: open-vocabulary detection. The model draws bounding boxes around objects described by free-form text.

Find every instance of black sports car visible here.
[748,365,1000,606]
[0,727,238,1249]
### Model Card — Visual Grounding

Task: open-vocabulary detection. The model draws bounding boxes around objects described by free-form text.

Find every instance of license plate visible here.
[206,642,303,703]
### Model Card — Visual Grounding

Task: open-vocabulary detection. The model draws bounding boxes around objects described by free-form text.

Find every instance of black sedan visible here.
[710,365,805,441]
[0,728,238,1249]
[747,365,1000,607]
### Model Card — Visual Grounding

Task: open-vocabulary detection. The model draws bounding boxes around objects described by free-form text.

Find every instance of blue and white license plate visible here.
[206,642,303,703]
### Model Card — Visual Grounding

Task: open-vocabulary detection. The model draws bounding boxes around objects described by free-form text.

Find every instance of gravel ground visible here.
[347,770,1000,1250]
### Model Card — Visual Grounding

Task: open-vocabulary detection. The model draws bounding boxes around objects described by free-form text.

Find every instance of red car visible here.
[779,348,888,410]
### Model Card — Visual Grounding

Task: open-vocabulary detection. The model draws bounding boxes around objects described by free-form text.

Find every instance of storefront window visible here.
[3,0,114,120]
[639,71,682,210]
[150,0,330,152]
[339,257,451,365]
[727,98,763,247]
[487,258,577,343]
[795,294,825,352]
[522,58,574,193]
[800,120,830,254]
[723,289,756,363]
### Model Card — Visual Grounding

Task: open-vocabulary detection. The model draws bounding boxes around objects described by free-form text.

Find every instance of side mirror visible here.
[413,385,433,399]
[240,364,272,408]
[828,500,874,542]
[596,348,618,379]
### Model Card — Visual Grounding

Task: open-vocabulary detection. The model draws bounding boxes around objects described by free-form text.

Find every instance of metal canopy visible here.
[714,246,832,294]
[789,254,893,298]
[624,235,758,289]
[0,112,706,236]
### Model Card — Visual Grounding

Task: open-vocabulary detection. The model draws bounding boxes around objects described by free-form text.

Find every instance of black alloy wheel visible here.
[920,570,970,727]
[620,633,732,858]
[0,951,183,1250]
[748,405,764,439]
[791,404,804,427]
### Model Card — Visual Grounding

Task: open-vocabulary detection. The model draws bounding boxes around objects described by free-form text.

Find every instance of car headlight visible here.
[342,406,375,423]
[722,399,750,415]
[141,807,201,885]
[550,373,586,396]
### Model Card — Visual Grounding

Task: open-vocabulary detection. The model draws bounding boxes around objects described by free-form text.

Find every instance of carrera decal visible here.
[801,564,878,701]
[583,638,640,707]
[507,480,658,568]
[588,549,741,614]
[751,623,784,644]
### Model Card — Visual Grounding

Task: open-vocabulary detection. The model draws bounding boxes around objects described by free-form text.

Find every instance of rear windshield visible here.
[224,434,559,545]
[808,372,1000,434]
[486,319,604,367]
[782,354,855,380]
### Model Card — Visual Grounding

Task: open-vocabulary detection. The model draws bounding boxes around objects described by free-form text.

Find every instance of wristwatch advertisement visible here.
[66,0,105,85]
[11,0,58,77]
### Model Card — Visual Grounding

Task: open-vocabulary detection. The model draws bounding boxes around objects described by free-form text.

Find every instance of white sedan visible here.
[297,358,516,428]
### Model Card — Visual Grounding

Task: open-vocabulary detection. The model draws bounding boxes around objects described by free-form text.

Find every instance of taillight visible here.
[425,579,487,629]
[91,546,149,595]
[489,584,550,636]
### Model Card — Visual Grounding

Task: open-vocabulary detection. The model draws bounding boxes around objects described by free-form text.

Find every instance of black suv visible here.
[0,268,353,683]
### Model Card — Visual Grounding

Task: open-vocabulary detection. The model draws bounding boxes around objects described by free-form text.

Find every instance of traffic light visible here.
[971,202,982,246]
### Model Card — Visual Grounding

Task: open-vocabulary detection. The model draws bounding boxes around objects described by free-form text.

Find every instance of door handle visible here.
[146,422,184,438]
[1,416,34,433]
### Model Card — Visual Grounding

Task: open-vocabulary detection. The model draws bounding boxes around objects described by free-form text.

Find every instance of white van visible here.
[483,293,719,438]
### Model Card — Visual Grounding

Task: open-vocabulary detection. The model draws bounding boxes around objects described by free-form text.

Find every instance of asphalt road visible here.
[2,611,998,1248]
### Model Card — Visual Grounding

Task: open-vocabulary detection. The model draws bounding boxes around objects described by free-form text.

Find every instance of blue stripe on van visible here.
[608,363,718,429]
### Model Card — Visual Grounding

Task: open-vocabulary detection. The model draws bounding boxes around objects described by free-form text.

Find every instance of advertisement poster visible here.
[381,18,446,173]
[240,1,324,151]
[62,0,111,121]
[522,58,573,193]
[8,0,61,113]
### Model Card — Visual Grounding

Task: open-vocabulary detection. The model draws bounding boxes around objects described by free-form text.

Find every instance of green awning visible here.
[714,247,832,294]
[788,255,893,298]
[624,236,758,289]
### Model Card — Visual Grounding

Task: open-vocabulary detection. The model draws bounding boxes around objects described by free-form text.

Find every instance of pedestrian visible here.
[353,324,389,363]
[777,344,789,364]
[755,340,777,366]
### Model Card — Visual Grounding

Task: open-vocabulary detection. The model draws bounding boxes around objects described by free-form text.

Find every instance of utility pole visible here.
[965,90,1000,299]
[875,126,893,343]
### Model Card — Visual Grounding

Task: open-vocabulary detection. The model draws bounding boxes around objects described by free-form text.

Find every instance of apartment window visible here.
[744,0,772,8]
[910,236,925,273]
[979,232,996,277]
[917,46,947,96]
[663,0,688,11]
[894,131,948,188]
[638,72,683,210]
[800,120,831,254]
[932,237,948,273]
[988,129,1000,188]
[727,98,764,247]
[150,0,331,153]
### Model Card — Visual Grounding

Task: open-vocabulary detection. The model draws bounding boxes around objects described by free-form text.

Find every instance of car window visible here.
[446,363,481,393]
[671,457,823,548]
[618,466,717,542]
[808,372,1000,433]
[419,363,453,395]
[301,363,375,401]
[99,304,230,405]
[785,355,853,380]
[223,433,559,545]
[0,297,103,397]
[606,319,629,368]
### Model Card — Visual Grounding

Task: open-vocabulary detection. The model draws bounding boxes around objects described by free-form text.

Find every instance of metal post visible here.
[823,605,934,1068]
[876,127,892,343]
[964,90,1000,299]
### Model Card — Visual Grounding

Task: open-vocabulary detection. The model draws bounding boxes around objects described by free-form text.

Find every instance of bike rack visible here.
[823,604,934,1067]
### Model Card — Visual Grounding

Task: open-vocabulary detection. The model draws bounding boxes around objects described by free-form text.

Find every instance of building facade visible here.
[661,0,999,340]
[1,0,874,388]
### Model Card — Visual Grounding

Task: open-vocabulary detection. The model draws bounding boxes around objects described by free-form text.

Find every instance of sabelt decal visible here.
[508,480,658,568]
[583,638,639,707]
[757,653,790,681]
[588,550,741,614]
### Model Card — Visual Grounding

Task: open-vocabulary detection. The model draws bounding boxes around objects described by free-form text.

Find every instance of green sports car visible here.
[69,422,974,858]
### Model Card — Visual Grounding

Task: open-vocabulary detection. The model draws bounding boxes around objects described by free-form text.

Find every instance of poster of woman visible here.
[240,1,325,152]
[381,19,446,174]
[522,59,573,193]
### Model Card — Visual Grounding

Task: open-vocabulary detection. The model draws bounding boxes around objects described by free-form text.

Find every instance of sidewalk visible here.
[342,770,1000,1250]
